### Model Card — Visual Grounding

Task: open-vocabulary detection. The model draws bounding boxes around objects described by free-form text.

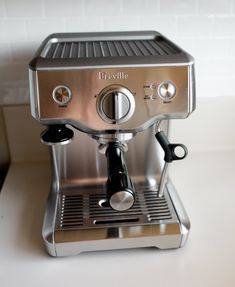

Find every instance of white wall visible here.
[0,0,235,105]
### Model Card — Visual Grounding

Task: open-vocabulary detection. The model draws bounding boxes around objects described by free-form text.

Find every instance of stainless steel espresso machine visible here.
[29,31,195,256]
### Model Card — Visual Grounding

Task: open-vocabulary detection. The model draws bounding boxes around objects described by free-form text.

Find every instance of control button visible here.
[52,85,72,106]
[158,81,176,102]
[98,85,135,124]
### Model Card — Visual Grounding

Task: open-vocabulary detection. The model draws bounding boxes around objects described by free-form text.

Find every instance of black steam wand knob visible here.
[40,124,74,145]
[106,142,135,211]
[155,130,188,163]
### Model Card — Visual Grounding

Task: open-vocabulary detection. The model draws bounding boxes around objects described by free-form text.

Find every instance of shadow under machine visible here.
[29,31,195,256]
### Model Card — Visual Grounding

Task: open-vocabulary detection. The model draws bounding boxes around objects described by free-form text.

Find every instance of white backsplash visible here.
[0,0,235,105]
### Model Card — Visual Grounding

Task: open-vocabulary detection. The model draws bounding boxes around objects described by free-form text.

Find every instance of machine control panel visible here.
[97,85,135,124]
[33,66,193,132]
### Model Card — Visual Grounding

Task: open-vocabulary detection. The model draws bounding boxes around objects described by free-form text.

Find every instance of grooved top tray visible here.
[42,38,179,59]
[29,31,193,69]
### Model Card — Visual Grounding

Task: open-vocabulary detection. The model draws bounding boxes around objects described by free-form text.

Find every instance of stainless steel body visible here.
[29,31,195,256]
[43,126,190,256]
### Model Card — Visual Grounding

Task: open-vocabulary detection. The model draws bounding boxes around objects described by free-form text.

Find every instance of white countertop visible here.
[1,150,235,287]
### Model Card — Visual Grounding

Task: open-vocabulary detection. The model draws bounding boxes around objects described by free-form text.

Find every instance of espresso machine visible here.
[29,31,195,256]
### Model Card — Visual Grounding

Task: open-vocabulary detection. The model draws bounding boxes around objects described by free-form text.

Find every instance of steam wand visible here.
[155,121,188,197]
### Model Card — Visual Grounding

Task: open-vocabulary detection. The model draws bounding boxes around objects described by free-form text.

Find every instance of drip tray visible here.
[56,189,179,230]
[44,182,190,256]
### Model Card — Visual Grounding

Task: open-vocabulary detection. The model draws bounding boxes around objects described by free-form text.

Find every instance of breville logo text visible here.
[98,72,128,80]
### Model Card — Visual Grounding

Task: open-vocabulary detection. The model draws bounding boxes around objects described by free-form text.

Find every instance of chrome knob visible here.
[98,85,135,124]
[102,91,130,120]
[158,81,176,102]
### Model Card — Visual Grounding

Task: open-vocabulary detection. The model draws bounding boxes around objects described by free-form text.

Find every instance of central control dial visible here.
[103,91,129,120]
[97,85,135,124]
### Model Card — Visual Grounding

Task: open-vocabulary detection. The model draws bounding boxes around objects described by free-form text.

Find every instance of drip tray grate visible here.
[57,190,178,230]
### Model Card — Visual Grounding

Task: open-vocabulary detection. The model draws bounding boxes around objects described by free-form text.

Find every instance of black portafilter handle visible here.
[41,124,74,145]
[105,143,135,211]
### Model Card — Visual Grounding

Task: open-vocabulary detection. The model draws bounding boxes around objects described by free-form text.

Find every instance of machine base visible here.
[42,180,190,256]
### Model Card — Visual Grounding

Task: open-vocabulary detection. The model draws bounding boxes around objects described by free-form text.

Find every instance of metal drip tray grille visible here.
[60,194,84,228]
[57,190,178,230]
[43,38,179,59]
